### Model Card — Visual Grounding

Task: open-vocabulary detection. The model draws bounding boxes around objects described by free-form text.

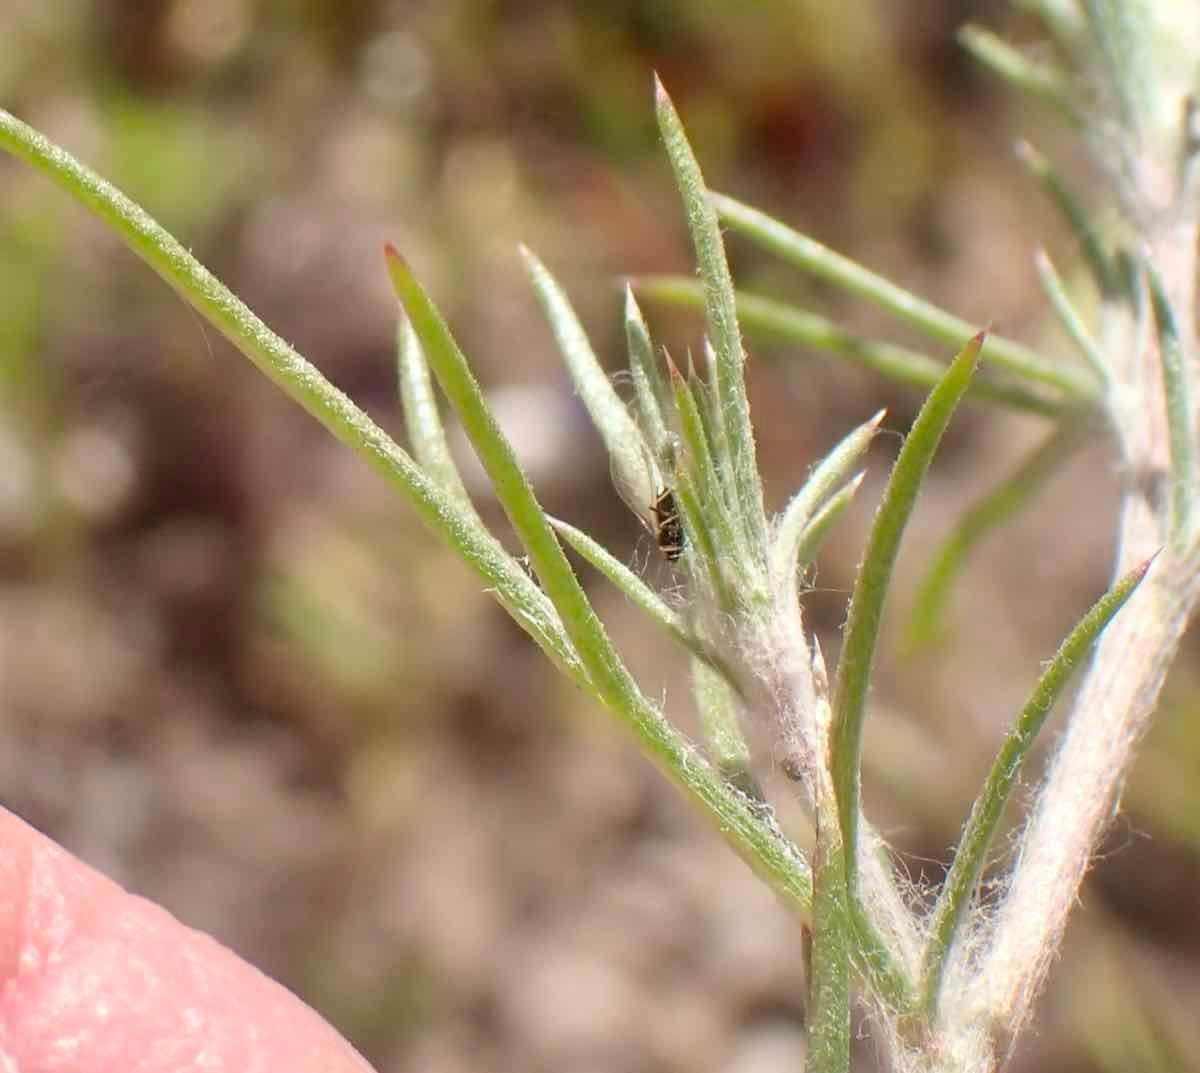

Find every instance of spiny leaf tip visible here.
[664,347,683,383]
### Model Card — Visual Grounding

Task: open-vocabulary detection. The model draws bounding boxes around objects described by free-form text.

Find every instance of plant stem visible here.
[970,189,1200,1042]
[971,547,1194,1036]
[920,558,1149,1021]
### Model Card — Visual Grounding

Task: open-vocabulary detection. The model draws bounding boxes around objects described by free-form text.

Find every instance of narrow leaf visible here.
[832,333,984,885]
[388,249,821,915]
[958,24,1082,126]
[1082,0,1153,137]
[919,556,1152,1018]
[655,77,770,567]
[908,421,1085,648]
[1146,257,1197,543]
[523,245,657,512]
[0,105,819,928]
[0,109,584,693]
[711,192,1092,400]
[1033,248,1110,384]
[793,474,865,577]
[1016,141,1120,298]
[773,412,883,584]
[397,314,476,508]
[635,276,1071,417]
[387,249,628,691]
[1017,0,1088,52]
[701,338,741,531]
[623,287,671,458]
[674,469,733,610]
[669,359,746,568]
[550,515,709,665]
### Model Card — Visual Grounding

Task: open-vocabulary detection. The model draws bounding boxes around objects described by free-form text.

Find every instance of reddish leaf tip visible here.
[1137,548,1164,578]
[663,347,683,382]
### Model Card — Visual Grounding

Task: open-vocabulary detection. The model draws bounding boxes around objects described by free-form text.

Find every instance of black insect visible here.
[652,486,686,562]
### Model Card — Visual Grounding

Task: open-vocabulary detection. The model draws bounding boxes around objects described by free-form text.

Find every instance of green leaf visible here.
[523,245,658,514]
[832,332,984,885]
[1146,257,1197,544]
[673,468,734,609]
[0,104,819,932]
[1033,248,1110,384]
[908,421,1085,649]
[1017,0,1088,51]
[634,276,1071,417]
[1016,141,1120,299]
[792,474,866,577]
[700,339,741,537]
[387,247,640,702]
[668,356,747,572]
[711,192,1093,400]
[623,287,672,459]
[958,24,1082,126]
[773,412,883,585]
[1082,0,1154,137]
[919,557,1152,1019]
[0,107,584,694]
[655,77,770,570]
[549,514,715,667]
[396,314,477,510]
[388,248,820,914]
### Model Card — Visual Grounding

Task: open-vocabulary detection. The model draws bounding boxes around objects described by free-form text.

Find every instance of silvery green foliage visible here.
[0,4,1196,1071]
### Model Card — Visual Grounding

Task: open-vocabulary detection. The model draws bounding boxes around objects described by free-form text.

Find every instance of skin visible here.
[0,807,375,1072]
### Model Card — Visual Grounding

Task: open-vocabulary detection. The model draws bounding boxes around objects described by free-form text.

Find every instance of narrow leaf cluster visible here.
[3,3,1193,1064]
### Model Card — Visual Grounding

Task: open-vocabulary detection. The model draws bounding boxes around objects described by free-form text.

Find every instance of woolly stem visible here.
[966,152,1200,1047]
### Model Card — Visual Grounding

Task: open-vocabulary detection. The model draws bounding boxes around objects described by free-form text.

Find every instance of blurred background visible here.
[1,1,1198,1070]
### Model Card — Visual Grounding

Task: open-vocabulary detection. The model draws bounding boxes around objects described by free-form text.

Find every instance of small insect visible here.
[610,444,686,564]
[517,553,543,589]
[652,486,686,562]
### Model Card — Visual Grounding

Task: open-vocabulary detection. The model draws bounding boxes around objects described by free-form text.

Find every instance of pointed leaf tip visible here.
[664,348,683,382]
[383,245,413,292]
[963,328,988,369]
